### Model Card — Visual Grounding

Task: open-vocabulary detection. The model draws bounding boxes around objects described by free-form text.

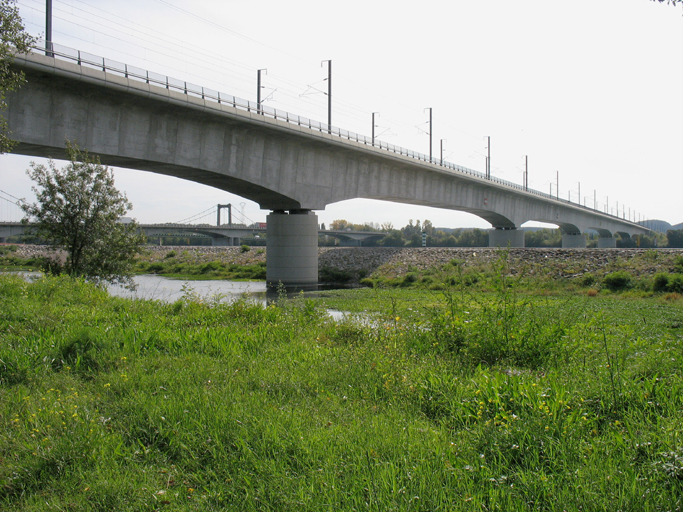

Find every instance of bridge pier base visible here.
[598,236,617,249]
[266,210,319,290]
[212,237,238,246]
[562,233,587,248]
[489,228,525,248]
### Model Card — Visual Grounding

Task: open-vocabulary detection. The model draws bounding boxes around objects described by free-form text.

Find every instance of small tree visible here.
[667,229,683,248]
[1,0,35,153]
[22,142,146,288]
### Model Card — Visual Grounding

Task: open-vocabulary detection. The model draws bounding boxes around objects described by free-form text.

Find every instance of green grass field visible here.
[1,253,683,510]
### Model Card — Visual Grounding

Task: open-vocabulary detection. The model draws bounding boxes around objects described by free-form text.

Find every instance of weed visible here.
[3,261,683,511]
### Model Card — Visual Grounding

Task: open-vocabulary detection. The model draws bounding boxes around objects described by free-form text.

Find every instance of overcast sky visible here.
[2,0,682,228]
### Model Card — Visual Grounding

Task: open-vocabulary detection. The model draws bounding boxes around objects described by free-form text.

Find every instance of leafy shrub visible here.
[581,273,596,287]
[319,267,352,283]
[653,273,670,293]
[25,255,63,275]
[401,272,418,287]
[674,255,683,274]
[200,261,223,273]
[603,271,632,291]
[164,250,177,259]
[147,262,164,273]
[669,274,683,293]
[240,244,251,253]
[653,273,683,293]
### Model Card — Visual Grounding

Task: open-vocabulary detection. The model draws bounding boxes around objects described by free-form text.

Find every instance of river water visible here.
[108,274,269,303]
[6,272,348,320]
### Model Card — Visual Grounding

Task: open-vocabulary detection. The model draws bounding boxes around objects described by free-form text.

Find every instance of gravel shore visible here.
[10,245,682,283]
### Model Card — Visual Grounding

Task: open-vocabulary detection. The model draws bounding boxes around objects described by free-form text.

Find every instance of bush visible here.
[674,255,683,274]
[38,256,64,276]
[401,272,418,287]
[580,273,596,287]
[652,272,683,293]
[147,262,164,273]
[603,271,632,291]
[653,273,670,292]
[240,244,251,253]
[319,267,352,283]
[670,274,683,293]
[653,273,683,294]
[359,277,374,288]
[199,261,223,274]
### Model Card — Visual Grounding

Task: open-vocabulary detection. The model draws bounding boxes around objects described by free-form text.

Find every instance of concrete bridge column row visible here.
[211,237,241,246]
[489,228,618,249]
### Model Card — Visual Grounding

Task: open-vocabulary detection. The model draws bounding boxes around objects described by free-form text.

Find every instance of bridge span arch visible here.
[6,49,649,287]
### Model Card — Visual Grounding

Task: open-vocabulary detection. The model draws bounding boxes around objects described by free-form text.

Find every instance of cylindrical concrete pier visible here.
[562,233,587,248]
[489,228,525,248]
[266,210,319,290]
[598,236,617,248]
[212,237,231,246]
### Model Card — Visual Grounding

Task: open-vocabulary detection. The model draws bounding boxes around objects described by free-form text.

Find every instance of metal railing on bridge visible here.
[25,40,640,225]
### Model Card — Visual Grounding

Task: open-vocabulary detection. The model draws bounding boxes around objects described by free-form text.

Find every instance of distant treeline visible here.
[319,220,679,248]
[6,224,681,249]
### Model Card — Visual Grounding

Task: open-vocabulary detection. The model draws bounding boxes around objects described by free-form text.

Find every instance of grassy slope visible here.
[1,268,683,511]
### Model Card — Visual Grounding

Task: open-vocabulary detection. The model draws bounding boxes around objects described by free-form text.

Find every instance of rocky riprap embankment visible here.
[319,247,683,282]
[10,245,682,283]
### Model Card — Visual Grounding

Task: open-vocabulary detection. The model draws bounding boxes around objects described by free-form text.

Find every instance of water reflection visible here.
[108,274,268,303]
[5,272,351,322]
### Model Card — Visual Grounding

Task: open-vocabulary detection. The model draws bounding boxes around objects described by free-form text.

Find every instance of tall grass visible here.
[1,269,683,510]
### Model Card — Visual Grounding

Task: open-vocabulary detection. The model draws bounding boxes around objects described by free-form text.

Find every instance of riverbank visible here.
[1,267,682,510]
[7,244,683,284]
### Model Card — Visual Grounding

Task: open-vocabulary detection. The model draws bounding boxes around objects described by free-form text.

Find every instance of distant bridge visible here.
[0,222,386,247]
[6,43,649,287]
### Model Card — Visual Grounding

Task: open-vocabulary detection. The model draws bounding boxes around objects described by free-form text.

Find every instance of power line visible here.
[14,1,642,218]
[174,205,216,225]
